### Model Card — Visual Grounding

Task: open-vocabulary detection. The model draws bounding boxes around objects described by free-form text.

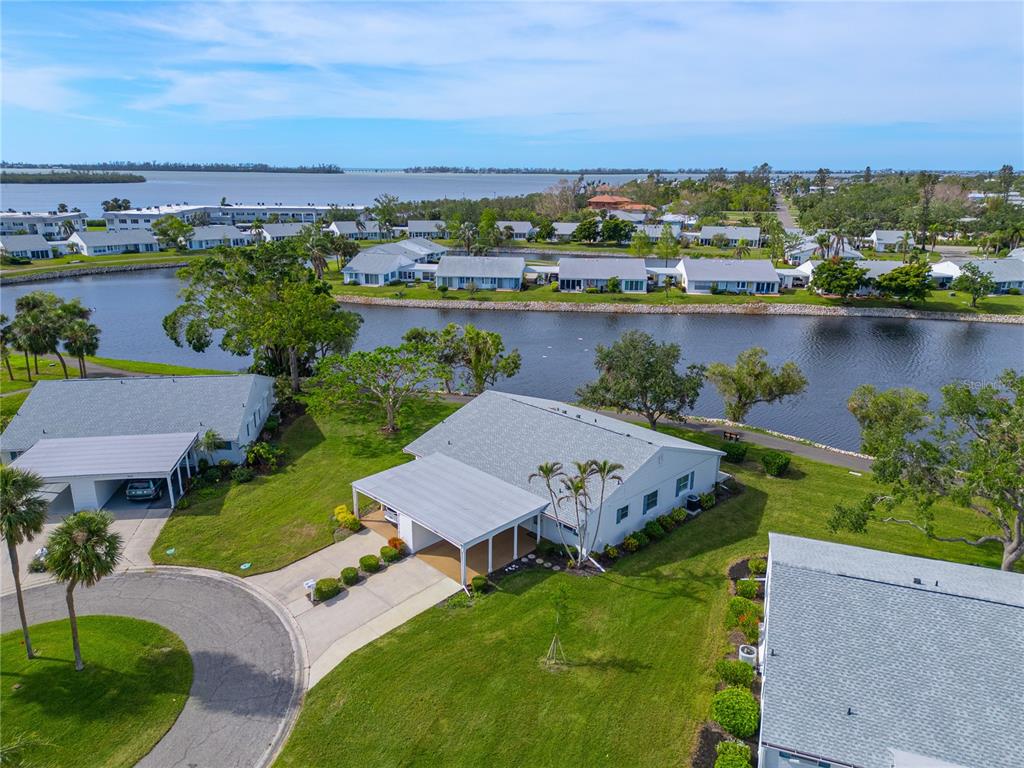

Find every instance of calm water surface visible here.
[3,269,1020,450]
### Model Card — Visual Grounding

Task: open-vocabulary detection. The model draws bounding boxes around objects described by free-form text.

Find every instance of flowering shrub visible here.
[603,545,619,561]
[726,596,763,643]
[388,536,407,554]
[333,504,361,532]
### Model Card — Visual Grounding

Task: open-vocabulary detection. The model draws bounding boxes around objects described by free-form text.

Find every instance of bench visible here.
[723,430,743,442]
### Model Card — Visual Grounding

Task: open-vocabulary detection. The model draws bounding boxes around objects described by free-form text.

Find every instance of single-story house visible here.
[678,258,780,294]
[435,255,525,291]
[351,390,724,583]
[496,220,535,240]
[188,225,253,250]
[343,247,414,286]
[800,259,905,296]
[407,220,448,239]
[609,210,649,224]
[758,533,1023,768]
[775,267,809,290]
[698,225,762,247]
[255,222,305,242]
[66,230,160,256]
[868,229,914,252]
[634,223,682,240]
[551,222,579,242]
[523,264,559,284]
[1,375,275,510]
[0,233,57,260]
[327,220,385,240]
[394,236,448,262]
[785,236,862,265]
[558,257,647,293]
[932,257,1024,293]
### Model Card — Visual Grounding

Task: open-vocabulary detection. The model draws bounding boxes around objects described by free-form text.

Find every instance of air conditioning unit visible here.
[739,644,757,667]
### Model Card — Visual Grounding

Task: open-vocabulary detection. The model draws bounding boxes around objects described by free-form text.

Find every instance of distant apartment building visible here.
[1,210,89,239]
[102,203,354,231]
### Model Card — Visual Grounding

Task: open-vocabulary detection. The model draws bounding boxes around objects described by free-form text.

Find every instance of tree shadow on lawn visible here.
[568,654,652,673]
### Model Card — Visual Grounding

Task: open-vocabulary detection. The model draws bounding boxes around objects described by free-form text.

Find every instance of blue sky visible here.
[1,1,1021,169]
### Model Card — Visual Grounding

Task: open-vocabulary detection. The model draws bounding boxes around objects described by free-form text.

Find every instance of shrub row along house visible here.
[758,534,1022,768]
[350,391,725,584]
[0,375,274,511]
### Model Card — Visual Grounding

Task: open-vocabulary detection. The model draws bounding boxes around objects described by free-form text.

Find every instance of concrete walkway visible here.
[247,528,460,687]
[1,569,304,768]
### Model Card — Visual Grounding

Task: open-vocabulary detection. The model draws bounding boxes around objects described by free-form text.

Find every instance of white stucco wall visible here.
[399,514,444,552]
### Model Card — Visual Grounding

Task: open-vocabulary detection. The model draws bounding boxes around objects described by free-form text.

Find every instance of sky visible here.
[1,1,1021,169]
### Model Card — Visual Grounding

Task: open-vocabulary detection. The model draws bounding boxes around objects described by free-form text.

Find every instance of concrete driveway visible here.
[248,528,460,686]
[1,569,303,768]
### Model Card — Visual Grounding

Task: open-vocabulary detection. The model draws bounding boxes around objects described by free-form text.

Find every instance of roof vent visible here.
[913,577,922,585]
[847,707,855,716]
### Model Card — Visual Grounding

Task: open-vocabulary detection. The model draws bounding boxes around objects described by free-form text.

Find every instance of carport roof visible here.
[11,432,197,479]
[352,452,549,548]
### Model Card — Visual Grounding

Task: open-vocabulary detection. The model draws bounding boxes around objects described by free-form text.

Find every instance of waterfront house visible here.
[677,258,780,294]
[496,220,535,241]
[255,222,305,242]
[785,235,862,265]
[558,257,647,293]
[758,533,1023,768]
[697,225,762,247]
[66,230,160,256]
[327,220,384,240]
[932,258,1024,293]
[188,225,253,250]
[1,375,275,510]
[0,210,89,239]
[435,255,525,290]
[635,223,682,241]
[551,222,579,242]
[0,233,57,259]
[609,210,649,224]
[350,390,724,583]
[407,220,448,239]
[868,229,914,252]
[394,236,448,262]
[342,246,416,285]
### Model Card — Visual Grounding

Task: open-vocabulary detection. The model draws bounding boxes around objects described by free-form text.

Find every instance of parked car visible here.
[126,479,163,502]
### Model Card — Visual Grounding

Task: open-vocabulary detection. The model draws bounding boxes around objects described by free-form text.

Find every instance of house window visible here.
[643,491,658,514]
[616,505,629,524]
[676,472,694,496]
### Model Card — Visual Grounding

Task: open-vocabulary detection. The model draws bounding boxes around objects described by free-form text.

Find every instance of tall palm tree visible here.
[813,232,831,260]
[456,222,477,254]
[46,510,122,671]
[60,219,77,239]
[62,319,101,378]
[898,231,913,262]
[558,469,591,567]
[584,459,623,561]
[0,314,15,381]
[528,462,570,556]
[0,466,48,660]
[828,229,847,258]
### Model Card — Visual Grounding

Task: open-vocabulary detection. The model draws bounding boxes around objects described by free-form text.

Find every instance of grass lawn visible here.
[0,249,194,277]
[151,400,460,574]
[274,425,1005,768]
[1,616,192,768]
[332,279,1024,315]
[2,353,70,393]
[84,356,228,376]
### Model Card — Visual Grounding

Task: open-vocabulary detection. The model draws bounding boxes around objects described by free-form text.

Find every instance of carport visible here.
[11,432,199,511]
[352,452,550,585]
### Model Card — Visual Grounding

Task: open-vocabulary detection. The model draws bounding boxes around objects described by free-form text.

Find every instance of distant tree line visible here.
[403,166,670,175]
[1,171,145,184]
[1,162,343,174]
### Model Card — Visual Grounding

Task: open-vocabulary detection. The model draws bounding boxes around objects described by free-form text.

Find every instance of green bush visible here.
[535,539,559,557]
[710,687,760,739]
[1008,287,1021,295]
[657,514,676,531]
[761,450,791,477]
[726,596,763,643]
[735,579,759,599]
[231,466,255,483]
[722,442,749,463]
[203,468,220,483]
[263,415,281,433]
[335,513,361,532]
[380,545,400,563]
[670,506,689,523]
[621,535,640,553]
[359,554,381,573]
[633,530,650,548]
[470,575,488,594]
[747,557,767,576]
[644,520,665,540]
[700,491,716,511]
[314,578,342,602]
[715,659,755,688]
[714,740,752,768]
[218,459,235,476]
[603,545,619,560]
[198,457,210,473]
[340,566,359,586]
[176,496,191,510]
[246,440,284,471]
[28,558,48,573]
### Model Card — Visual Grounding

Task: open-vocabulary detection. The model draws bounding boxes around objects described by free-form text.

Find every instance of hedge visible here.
[761,450,791,477]
[715,659,755,688]
[722,442,749,463]
[710,687,760,739]
[314,578,342,602]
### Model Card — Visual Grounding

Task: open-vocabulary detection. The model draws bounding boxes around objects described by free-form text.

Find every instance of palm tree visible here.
[456,221,477,254]
[60,219,77,239]
[813,232,831,259]
[46,510,122,671]
[828,230,846,258]
[197,429,221,466]
[584,460,623,561]
[732,239,751,258]
[0,314,15,381]
[528,462,571,556]
[557,468,591,567]
[898,231,913,262]
[1,466,49,660]
[62,319,101,378]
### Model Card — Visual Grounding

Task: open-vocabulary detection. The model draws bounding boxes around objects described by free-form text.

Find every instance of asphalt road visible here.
[1,569,304,768]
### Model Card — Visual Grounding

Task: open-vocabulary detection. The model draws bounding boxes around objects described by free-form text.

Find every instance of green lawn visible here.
[332,279,1024,315]
[2,353,70,393]
[84,356,228,376]
[151,401,460,574]
[1,616,192,768]
[273,424,1005,768]
[0,249,193,277]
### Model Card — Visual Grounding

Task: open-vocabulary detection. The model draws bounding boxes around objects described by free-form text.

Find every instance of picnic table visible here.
[723,430,743,442]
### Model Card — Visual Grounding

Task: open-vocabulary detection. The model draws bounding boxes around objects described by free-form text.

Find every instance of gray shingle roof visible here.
[558,257,647,281]
[435,255,525,279]
[0,234,52,252]
[964,257,1024,283]
[405,391,721,505]
[856,259,904,280]
[496,220,535,235]
[761,534,1024,768]
[698,225,761,241]
[328,220,381,236]
[343,248,415,275]
[73,230,159,247]
[406,220,447,234]
[190,225,251,241]
[260,222,303,237]
[871,229,914,245]
[678,258,779,283]
[0,375,273,453]
[396,237,447,257]
[552,222,579,236]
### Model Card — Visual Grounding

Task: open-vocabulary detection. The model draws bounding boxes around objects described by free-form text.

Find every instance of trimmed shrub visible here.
[333,504,361,532]
[726,596,763,643]
[633,530,650,548]
[714,740,752,768]
[761,450,791,477]
[388,536,407,554]
[722,442,749,463]
[603,545,619,561]
[715,659,755,688]
[380,545,400,563]
[359,554,381,573]
[644,520,665,540]
[340,566,359,586]
[203,468,221,483]
[747,557,767,576]
[657,514,676,532]
[700,491,716,511]
[437,284,449,294]
[670,506,689,523]
[710,687,760,739]
[314,578,342,602]
[470,575,488,594]
[231,466,255,483]
[735,579,759,600]
[621,535,640,553]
